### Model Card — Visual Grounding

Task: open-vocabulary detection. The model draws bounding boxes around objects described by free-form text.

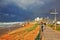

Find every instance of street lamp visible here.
[50,9,58,29]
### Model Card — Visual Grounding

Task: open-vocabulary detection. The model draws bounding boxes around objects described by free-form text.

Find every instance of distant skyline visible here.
[0,0,60,22]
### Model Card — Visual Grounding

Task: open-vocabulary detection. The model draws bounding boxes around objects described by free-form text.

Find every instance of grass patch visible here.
[19,23,39,33]
[56,28,60,31]
[26,23,38,32]
[56,25,60,31]
[48,24,54,27]
[48,24,60,31]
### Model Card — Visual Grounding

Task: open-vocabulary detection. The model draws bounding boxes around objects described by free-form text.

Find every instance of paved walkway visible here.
[43,27,60,40]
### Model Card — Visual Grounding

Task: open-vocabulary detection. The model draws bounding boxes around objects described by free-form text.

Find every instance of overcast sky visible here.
[0,0,60,22]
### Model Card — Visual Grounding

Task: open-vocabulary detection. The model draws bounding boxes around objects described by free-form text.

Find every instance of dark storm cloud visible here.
[0,0,60,22]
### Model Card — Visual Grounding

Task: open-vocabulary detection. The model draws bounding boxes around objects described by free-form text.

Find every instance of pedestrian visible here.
[43,22,46,30]
[40,21,44,32]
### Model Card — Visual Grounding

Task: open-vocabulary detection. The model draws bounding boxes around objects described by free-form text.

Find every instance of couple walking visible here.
[40,21,46,32]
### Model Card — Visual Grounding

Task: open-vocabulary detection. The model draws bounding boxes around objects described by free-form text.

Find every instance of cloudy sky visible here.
[0,0,60,22]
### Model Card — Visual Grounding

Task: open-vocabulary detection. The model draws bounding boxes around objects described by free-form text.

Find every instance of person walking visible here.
[40,21,44,32]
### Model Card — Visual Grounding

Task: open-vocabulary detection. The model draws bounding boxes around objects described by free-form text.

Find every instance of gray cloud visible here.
[0,0,46,9]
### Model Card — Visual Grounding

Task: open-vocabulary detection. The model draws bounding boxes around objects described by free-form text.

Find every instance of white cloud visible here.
[3,0,45,9]
[1,0,53,10]
[16,0,45,9]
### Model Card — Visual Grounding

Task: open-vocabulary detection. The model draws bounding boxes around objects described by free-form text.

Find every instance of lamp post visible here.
[50,9,58,29]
